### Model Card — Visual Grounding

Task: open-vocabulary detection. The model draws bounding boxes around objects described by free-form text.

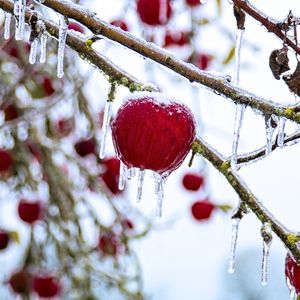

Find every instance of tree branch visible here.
[192,138,300,264]
[232,0,300,56]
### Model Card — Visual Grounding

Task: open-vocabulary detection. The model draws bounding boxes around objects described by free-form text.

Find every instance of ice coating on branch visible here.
[136,169,145,203]
[39,32,48,63]
[29,39,38,64]
[265,116,276,155]
[118,161,127,190]
[4,13,12,40]
[231,104,246,170]
[99,101,112,159]
[15,0,26,40]
[57,15,68,78]
[234,29,244,85]
[277,118,286,148]
[261,223,273,286]
[228,215,241,274]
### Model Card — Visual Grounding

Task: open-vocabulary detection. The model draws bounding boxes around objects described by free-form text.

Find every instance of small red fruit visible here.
[110,19,129,31]
[186,0,203,7]
[68,21,85,33]
[74,138,96,157]
[191,200,215,221]
[56,118,74,137]
[285,246,300,296]
[32,275,61,298]
[43,77,55,96]
[164,31,190,47]
[100,157,122,195]
[111,92,196,174]
[0,149,12,173]
[137,0,172,26]
[0,230,10,250]
[3,103,19,121]
[98,232,122,256]
[9,270,32,295]
[18,200,42,224]
[182,172,204,191]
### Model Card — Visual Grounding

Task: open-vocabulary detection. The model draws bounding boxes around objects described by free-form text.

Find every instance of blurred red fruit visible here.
[56,118,74,137]
[164,31,190,47]
[26,141,42,162]
[111,93,196,174]
[68,21,85,33]
[3,103,19,121]
[18,200,42,224]
[43,77,55,96]
[182,172,204,191]
[186,0,202,7]
[100,157,122,195]
[191,200,215,221]
[32,275,61,298]
[190,53,213,70]
[0,149,12,173]
[98,232,122,256]
[0,230,10,250]
[285,246,300,295]
[9,270,32,295]
[137,0,172,26]
[110,19,129,31]
[3,40,31,59]
[122,219,134,231]
[74,138,96,157]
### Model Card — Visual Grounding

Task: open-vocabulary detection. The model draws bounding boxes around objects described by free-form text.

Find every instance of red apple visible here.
[0,149,12,173]
[0,230,10,250]
[182,172,204,191]
[186,0,203,7]
[32,274,61,298]
[191,200,215,221]
[3,103,19,121]
[68,21,85,33]
[9,270,32,295]
[74,138,96,157]
[285,245,300,296]
[18,200,42,224]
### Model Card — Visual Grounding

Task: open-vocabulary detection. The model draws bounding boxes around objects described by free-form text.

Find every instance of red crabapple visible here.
[191,200,215,221]
[9,270,32,295]
[110,20,129,31]
[182,172,204,191]
[186,0,203,7]
[32,274,61,298]
[285,245,300,296]
[74,138,96,157]
[0,149,12,173]
[0,230,10,250]
[98,232,122,256]
[68,21,85,33]
[18,200,42,224]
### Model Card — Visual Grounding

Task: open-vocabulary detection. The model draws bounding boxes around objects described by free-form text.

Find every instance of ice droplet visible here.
[228,216,241,274]
[39,32,48,63]
[4,13,12,40]
[136,169,145,203]
[57,15,68,78]
[231,104,246,170]
[277,118,286,148]
[29,39,39,64]
[233,29,244,85]
[15,0,26,40]
[261,223,272,285]
[99,101,112,159]
[118,161,127,190]
[265,116,276,155]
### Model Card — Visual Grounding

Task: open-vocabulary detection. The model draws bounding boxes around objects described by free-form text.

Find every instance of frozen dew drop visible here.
[277,118,286,148]
[29,39,38,64]
[228,215,241,274]
[118,161,127,190]
[231,104,246,170]
[136,169,145,203]
[233,29,245,85]
[99,101,112,159]
[265,115,276,155]
[39,32,48,63]
[261,223,273,286]
[4,13,12,40]
[57,15,68,78]
[15,0,26,40]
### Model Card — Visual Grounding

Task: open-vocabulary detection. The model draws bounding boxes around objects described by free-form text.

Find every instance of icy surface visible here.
[57,15,68,78]
[99,101,112,159]
[4,13,12,40]
[228,216,241,274]
[231,104,246,169]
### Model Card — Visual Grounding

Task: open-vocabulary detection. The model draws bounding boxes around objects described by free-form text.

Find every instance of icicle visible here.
[231,104,246,170]
[261,223,273,285]
[118,161,127,190]
[127,167,136,180]
[4,13,12,40]
[233,29,244,85]
[39,32,48,63]
[99,101,112,159]
[57,15,68,78]
[136,169,145,203]
[155,172,168,217]
[287,278,297,300]
[228,215,241,274]
[29,39,38,64]
[265,116,276,155]
[154,173,160,195]
[15,0,26,40]
[277,118,286,148]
